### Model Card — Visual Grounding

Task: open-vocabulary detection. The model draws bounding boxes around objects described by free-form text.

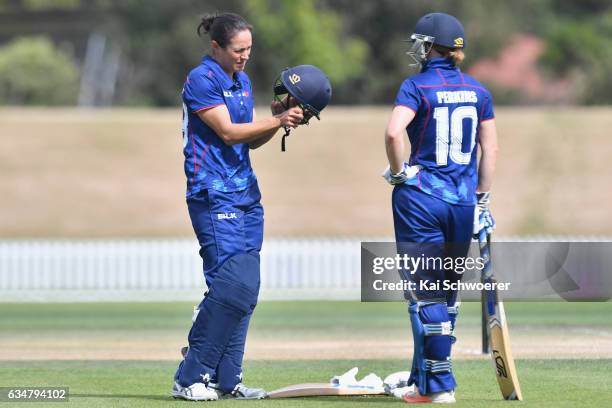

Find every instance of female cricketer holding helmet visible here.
[172,12,304,401]
[383,12,498,403]
[173,12,331,401]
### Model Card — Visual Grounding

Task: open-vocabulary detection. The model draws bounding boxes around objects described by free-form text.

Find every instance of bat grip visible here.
[481,232,491,354]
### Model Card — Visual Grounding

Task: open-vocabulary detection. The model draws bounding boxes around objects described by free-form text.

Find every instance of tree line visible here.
[0,0,610,105]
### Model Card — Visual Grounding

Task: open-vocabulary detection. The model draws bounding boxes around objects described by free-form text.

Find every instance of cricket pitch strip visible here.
[2,330,611,361]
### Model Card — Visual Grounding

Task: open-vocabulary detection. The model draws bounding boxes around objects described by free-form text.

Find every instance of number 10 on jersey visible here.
[433,106,478,166]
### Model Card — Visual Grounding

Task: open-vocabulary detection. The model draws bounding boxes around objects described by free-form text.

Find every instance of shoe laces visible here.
[231,383,246,397]
[200,373,211,387]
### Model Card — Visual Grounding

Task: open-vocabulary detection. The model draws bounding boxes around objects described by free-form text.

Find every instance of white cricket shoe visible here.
[389,385,416,399]
[403,389,455,404]
[210,382,267,400]
[171,381,219,401]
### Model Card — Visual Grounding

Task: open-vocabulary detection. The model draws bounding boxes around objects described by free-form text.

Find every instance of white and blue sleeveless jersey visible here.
[182,55,256,197]
[395,57,494,206]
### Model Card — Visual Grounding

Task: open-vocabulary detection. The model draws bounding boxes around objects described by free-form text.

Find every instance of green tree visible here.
[93,0,612,105]
[106,0,245,106]
[0,37,79,105]
[244,0,368,96]
[541,12,612,104]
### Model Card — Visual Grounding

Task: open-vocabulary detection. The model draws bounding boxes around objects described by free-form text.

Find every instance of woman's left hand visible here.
[270,95,298,115]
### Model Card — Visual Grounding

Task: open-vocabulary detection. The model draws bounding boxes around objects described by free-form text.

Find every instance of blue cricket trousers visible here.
[392,184,474,302]
[175,181,263,392]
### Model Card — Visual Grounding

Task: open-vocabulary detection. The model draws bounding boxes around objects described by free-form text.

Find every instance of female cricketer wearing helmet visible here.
[172,12,304,401]
[383,12,498,404]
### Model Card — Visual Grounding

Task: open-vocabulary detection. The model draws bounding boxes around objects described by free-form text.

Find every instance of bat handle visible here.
[481,291,489,354]
[481,232,491,354]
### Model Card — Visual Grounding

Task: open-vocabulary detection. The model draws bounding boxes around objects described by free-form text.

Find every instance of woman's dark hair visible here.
[198,12,253,48]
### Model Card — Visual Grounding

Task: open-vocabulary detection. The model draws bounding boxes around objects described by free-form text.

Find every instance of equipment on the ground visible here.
[267,383,386,399]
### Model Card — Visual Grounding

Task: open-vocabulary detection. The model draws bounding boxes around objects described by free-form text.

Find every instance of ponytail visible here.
[433,45,465,65]
[448,49,465,65]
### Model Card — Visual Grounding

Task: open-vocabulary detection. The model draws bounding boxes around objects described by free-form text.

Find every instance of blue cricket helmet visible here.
[273,64,332,151]
[274,64,332,120]
[414,12,465,49]
[406,12,465,68]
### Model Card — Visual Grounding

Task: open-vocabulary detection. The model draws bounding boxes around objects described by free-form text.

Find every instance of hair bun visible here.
[198,14,216,37]
[195,12,252,47]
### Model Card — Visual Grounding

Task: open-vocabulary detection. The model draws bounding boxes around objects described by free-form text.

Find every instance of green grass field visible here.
[1,359,611,407]
[1,302,612,407]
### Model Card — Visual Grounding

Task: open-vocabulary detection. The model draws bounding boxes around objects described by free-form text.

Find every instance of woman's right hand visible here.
[275,106,304,128]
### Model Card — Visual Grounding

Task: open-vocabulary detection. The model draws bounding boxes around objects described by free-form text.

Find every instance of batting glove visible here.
[473,191,496,238]
[382,162,421,185]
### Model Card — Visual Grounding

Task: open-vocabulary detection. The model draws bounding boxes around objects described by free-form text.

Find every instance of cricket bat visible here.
[480,232,523,401]
[267,383,386,399]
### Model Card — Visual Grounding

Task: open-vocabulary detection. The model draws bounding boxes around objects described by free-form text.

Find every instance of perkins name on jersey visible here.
[436,90,478,104]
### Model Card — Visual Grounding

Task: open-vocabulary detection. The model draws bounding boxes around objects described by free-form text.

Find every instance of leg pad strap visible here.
[423,322,452,336]
[447,302,461,344]
[425,359,452,373]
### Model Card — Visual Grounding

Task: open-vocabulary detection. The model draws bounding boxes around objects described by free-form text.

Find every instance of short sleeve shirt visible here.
[182,56,256,196]
[394,57,494,205]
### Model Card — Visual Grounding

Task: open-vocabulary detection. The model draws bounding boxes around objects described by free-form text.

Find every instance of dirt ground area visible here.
[2,327,610,361]
[0,107,611,238]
